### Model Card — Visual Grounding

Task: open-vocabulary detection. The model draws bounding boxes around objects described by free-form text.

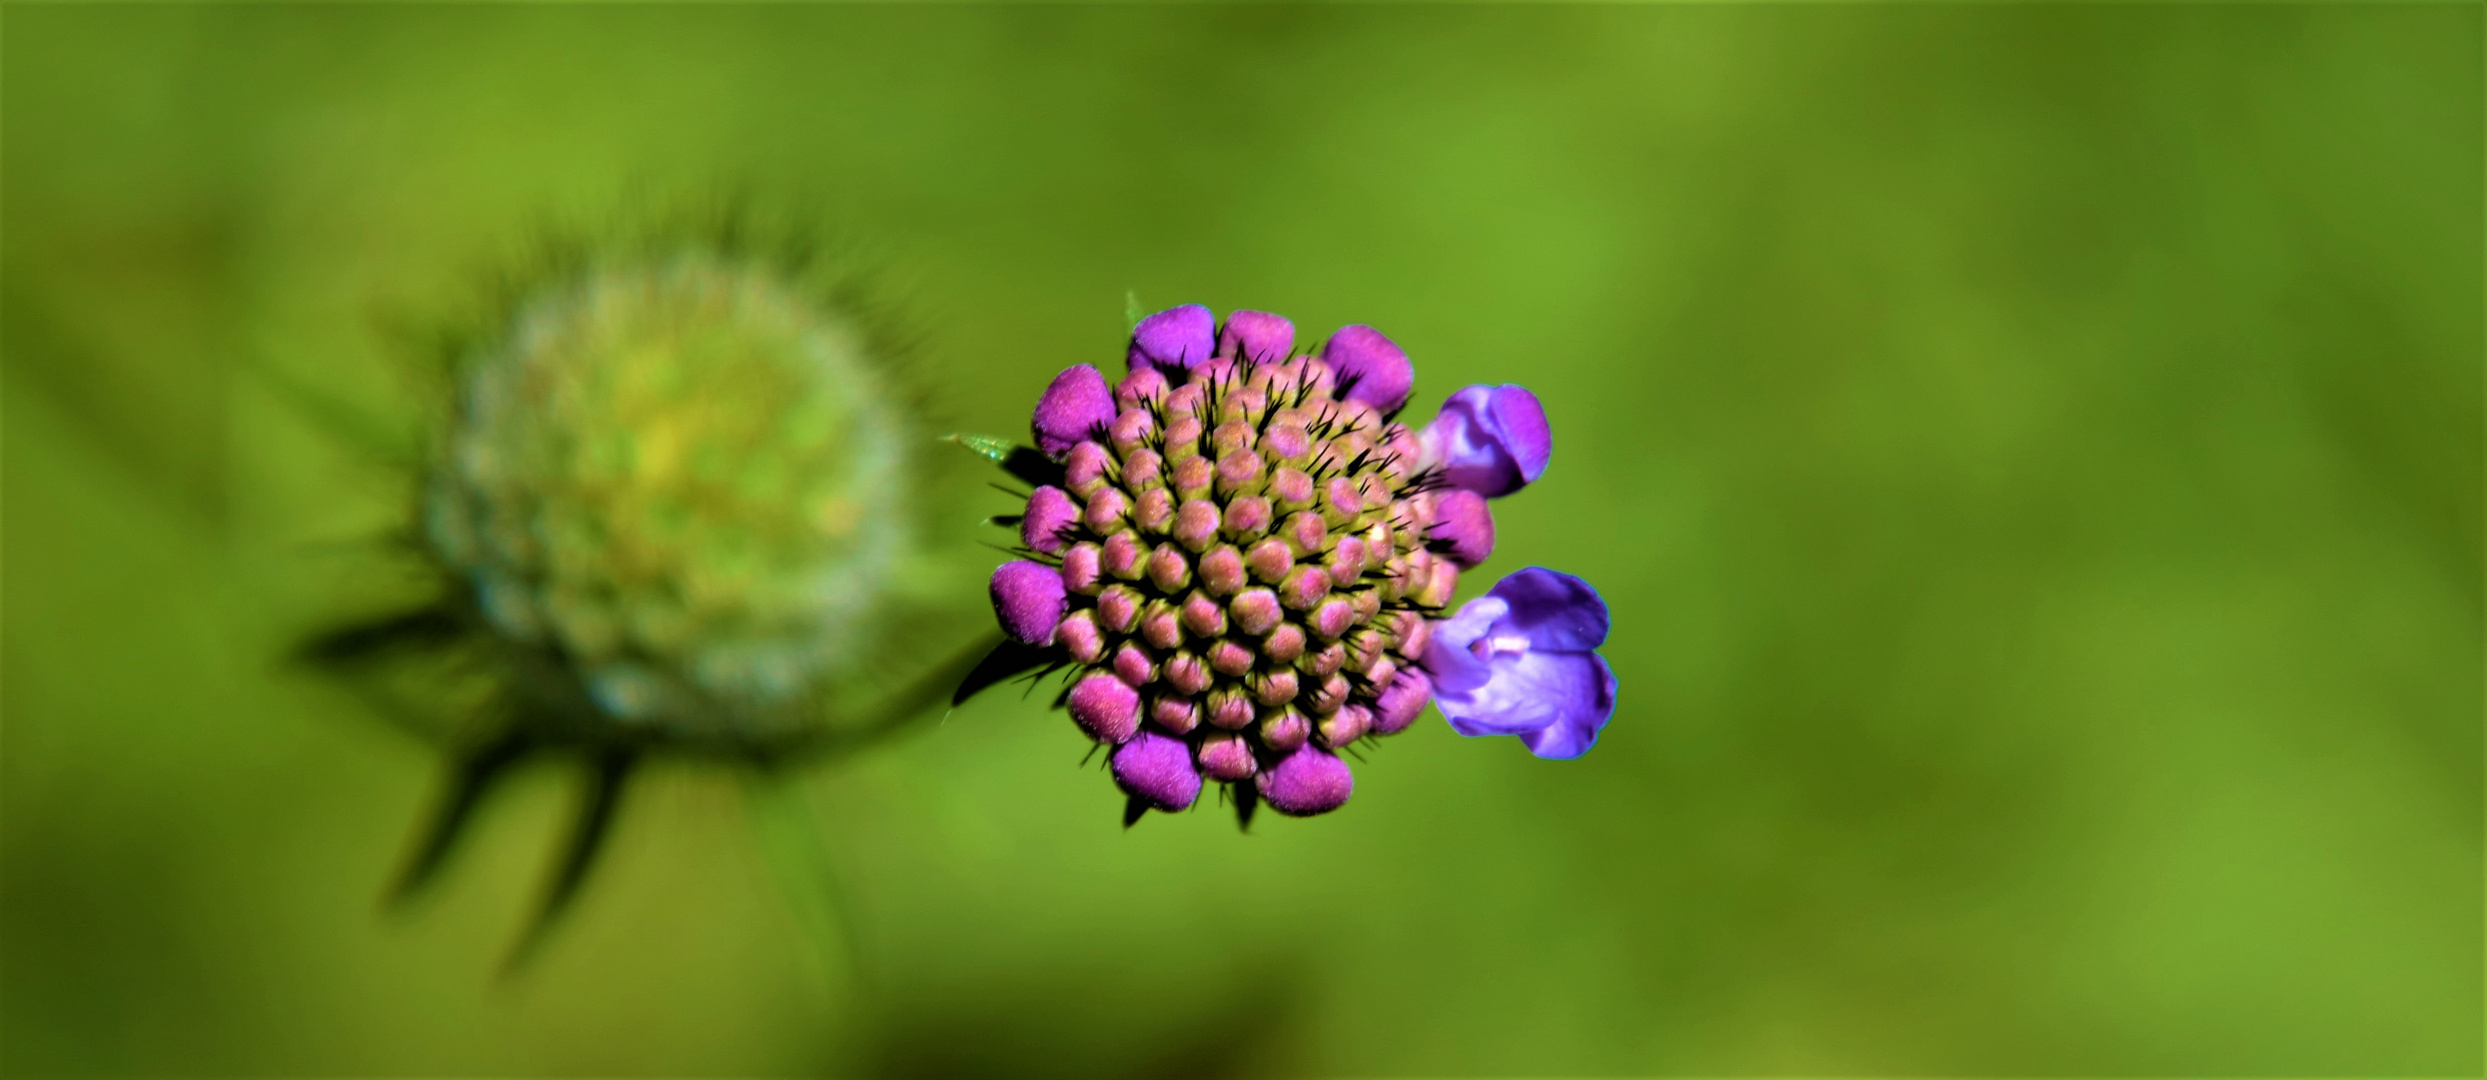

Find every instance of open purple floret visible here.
[1426,567,1618,759]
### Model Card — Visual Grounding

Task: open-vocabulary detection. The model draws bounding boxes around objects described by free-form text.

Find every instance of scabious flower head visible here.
[426,253,909,740]
[302,230,978,954]
[961,304,1622,827]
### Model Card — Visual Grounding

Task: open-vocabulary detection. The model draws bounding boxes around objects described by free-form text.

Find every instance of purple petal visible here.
[988,560,1067,645]
[1516,655,1618,760]
[1256,744,1354,816]
[1128,304,1215,373]
[1320,325,1413,414]
[1217,310,1295,364]
[1435,650,1611,738]
[1420,384,1552,498]
[1422,595,1508,697]
[1486,567,1609,653]
[1112,729,1204,810]
[1032,365,1116,457]
[1427,488,1495,568]
[1021,486,1080,555]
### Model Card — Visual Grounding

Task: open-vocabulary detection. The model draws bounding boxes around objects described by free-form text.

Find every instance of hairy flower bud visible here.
[426,252,909,737]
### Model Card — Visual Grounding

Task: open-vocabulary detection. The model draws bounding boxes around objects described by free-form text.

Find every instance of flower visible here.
[956,304,1616,827]
[1421,383,1551,498]
[1426,567,1617,759]
[303,240,991,957]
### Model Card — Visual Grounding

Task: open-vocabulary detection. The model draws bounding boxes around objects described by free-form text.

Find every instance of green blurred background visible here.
[4,4,2480,1076]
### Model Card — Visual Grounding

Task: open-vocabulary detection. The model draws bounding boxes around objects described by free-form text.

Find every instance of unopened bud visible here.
[1246,538,1294,583]
[1197,730,1257,780]
[1151,693,1201,734]
[1068,673,1140,743]
[1231,588,1283,636]
[1061,542,1103,595]
[1199,545,1247,596]
[1259,706,1309,752]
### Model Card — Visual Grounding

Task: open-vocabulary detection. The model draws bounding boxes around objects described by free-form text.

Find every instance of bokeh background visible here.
[4,4,2479,1076]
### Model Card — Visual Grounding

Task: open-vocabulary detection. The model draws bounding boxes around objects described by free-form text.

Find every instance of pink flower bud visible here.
[1139,602,1183,650]
[1101,531,1145,580]
[1280,565,1332,612]
[1146,543,1192,593]
[1113,642,1156,686]
[1021,486,1079,555]
[1371,668,1432,735]
[1251,669,1300,707]
[1257,745,1354,817]
[1133,487,1175,533]
[1115,366,1169,410]
[1173,499,1222,551]
[1061,542,1103,595]
[1180,593,1227,638]
[1164,651,1211,695]
[1270,466,1316,510]
[1230,588,1283,636]
[1311,598,1357,641]
[1097,585,1142,634]
[1246,537,1295,584]
[1259,707,1310,752]
[988,561,1067,645]
[1214,447,1264,495]
[1199,545,1247,596]
[1058,610,1105,663]
[1110,406,1155,455]
[1068,673,1140,743]
[1265,622,1307,665]
[1207,686,1254,730]
[1197,731,1257,780]
[1208,639,1255,677]
[1065,440,1113,498]
[1222,496,1273,540]
[1150,694,1201,735]
[1319,704,1370,749]
[1113,729,1201,812]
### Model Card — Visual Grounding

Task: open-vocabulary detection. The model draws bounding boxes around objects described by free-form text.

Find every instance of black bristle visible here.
[1122,794,1150,829]
[1232,782,1259,832]
[1001,447,1066,489]
[951,639,1061,707]
[299,605,467,666]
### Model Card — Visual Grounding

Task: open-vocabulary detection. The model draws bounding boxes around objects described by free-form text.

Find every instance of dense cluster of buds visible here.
[965,304,1616,826]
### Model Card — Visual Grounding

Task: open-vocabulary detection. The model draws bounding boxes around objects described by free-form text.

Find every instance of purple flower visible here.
[1216,310,1295,364]
[1425,567,1616,760]
[989,560,1067,645]
[1128,304,1215,374]
[1032,365,1116,457]
[1421,384,1551,498]
[1320,325,1414,414]
[959,302,1615,828]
